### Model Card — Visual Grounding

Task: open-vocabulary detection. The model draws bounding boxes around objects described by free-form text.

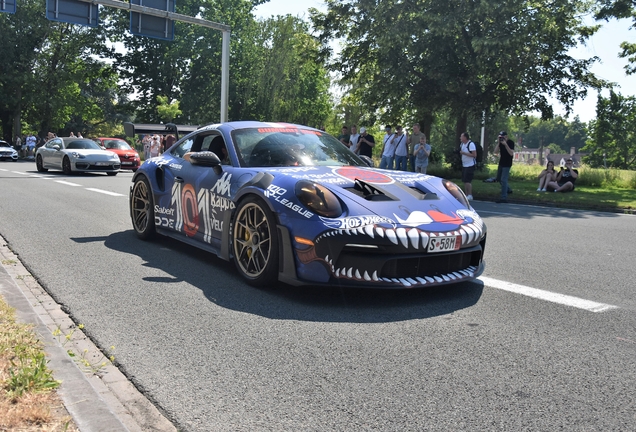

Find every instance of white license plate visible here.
[428,236,461,253]
[95,162,109,166]
[121,161,133,165]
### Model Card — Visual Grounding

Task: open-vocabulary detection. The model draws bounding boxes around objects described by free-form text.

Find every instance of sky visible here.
[253,0,635,123]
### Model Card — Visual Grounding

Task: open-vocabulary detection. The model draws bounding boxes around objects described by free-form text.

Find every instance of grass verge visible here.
[428,164,636,212]
[0,295,78,431]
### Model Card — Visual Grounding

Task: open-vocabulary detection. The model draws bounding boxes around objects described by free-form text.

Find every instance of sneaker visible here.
[537,188,542,191]
[466,195,473,201]
[541,188,546,192]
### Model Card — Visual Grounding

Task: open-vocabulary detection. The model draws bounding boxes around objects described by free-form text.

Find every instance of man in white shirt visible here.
[379,125,396,169]
[348,125,360,154]
[393,125,409,171]
[459,132,477,200]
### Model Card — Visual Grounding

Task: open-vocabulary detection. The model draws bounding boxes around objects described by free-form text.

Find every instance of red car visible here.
[94,138,141,172]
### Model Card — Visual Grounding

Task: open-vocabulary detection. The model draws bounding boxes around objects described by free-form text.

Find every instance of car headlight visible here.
[295,180,343,218]
[442,179,470,208]
[71,152,85,159]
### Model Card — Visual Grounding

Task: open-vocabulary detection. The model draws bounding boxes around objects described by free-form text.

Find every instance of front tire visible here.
[231,197,279,287]
[36,155,47,172]
[62,156,73,175]
[130,176,156,240]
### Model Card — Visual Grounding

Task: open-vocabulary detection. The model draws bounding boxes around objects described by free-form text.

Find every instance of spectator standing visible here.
[142,135,151,160]
[13,135,21,154]
[337,126,350,148]
[547,158,578,192]
[379,125,396,169]
[393,126,409,171]
[150,135,161,157]
[165,134,177,150]
[77,132,83,138]
[408,123,425,172]
[459,132,477,200]
[413,134,431,173]
[357,127,375,157]
[348,125,360,154]
[494,131,515,203]
[26,133,37,158]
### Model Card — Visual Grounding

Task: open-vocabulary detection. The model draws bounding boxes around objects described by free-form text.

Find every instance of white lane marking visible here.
[56,180,82,187]
[85,188,126,197]
[479,276,618,313]
[11,171,31,175]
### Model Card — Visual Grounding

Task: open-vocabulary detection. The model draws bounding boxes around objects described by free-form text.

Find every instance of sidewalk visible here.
[0,239,176,432]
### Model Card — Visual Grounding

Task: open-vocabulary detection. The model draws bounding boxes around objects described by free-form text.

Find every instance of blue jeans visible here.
[500,166,511,199]
[394,155,408,171]
[380,155,394,169]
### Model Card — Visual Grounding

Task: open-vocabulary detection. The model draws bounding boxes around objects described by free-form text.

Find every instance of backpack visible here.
[475,142,484,169]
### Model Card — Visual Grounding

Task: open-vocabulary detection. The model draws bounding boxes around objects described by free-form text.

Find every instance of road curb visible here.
[0,239,176,432]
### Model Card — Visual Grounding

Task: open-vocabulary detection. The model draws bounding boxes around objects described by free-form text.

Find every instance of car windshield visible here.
[232,127,364,168]
[102,139,132,150]
[66,140,102,150]
[0,142,10,148]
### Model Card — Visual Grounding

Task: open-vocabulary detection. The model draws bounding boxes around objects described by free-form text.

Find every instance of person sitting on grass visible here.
[537,160,557,191]
[547,158,578,192]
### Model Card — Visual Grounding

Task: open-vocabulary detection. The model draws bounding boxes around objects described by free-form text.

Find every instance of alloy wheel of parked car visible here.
[62,157,73,175]
[36,155,47,172]
[131,177,156,240]
[232,197,278,286]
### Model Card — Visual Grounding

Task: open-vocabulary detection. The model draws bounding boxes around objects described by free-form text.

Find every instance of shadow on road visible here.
[98,230,484,324]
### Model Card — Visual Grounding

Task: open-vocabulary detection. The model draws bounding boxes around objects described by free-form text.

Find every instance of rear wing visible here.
[123,122,199,140]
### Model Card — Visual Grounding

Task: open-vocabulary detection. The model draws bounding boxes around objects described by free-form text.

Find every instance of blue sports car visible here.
[127,121,486,288]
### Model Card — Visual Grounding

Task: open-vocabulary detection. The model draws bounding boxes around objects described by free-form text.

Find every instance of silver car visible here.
[0,140,18,162]
[36,137,121,175]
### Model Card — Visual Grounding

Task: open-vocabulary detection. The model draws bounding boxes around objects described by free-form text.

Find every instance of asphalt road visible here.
[1,160,635,431]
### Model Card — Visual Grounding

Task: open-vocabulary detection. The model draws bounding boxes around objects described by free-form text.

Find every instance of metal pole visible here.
[221,30,230,123]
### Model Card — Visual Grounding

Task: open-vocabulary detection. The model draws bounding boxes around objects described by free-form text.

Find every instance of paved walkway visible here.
[0,238,176,432]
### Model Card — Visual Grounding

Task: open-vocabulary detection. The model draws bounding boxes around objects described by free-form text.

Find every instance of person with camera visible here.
[357,127,375,158]
[493,131,515,203]
[547,158,578,192]
[458,132,477,200]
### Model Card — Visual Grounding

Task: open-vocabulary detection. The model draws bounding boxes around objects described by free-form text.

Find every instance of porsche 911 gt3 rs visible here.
[127,121,486,288]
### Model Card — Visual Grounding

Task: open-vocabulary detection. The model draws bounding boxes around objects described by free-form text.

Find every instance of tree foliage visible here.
[595,0,636,74]
[0,0,126,139]
[312,0,604,151]
[583,91,636,169]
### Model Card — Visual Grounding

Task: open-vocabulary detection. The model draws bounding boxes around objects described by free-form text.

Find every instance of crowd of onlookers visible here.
[138,134,176,159]
[10,132,65,159]
[337,123,432,173]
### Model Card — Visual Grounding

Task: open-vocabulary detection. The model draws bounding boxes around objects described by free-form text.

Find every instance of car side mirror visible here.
[52,145,61,151]
[190,151,223,175]
[359,155,375,167]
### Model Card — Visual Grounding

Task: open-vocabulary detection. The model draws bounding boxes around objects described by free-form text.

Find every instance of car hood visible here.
[65,149,117,158]
[265,165,481,235]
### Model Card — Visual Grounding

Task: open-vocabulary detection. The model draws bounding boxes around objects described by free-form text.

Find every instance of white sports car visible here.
[0,140,18,162]
[36,137,121,175]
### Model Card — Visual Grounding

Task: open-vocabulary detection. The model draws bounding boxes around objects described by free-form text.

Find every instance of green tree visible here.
[156,96,182,123]
[595,1,636,74]
[312,0,604,159]
[583,91,636,169]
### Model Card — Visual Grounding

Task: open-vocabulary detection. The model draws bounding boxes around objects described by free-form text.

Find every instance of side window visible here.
[172,137,194,159]
[200,134,229,164]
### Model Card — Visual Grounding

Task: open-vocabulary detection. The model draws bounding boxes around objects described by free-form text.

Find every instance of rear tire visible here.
[62,157,72,175]
[231,196,279,287]
[130,176,156,240]
[36,155,47,172]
